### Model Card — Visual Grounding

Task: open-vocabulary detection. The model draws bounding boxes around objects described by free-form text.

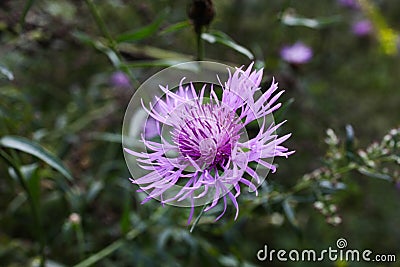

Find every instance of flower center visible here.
[174,104,237,169]
[199,138,217,163]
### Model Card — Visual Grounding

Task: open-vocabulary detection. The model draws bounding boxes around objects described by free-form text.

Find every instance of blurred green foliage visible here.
[0,0,399,266]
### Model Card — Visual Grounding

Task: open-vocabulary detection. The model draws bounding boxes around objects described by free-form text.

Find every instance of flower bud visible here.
[187,0,215,34]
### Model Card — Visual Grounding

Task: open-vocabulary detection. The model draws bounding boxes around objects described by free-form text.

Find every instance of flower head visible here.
[280,42,313,65]
[352,20,373,37]
[125,63,293,223]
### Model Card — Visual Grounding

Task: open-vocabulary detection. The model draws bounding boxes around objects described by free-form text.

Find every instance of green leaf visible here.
[126,59,188,68]
[120,192,131,235]
[280,10,341,29]
[90,132,122,143]
[8,192,27,213]
[319,180,346,190]
[282,198,298,227]
[20,0,35,28]
[157,228,173,251]
[282,198,303,237]
[345,124,355,143]
[72,31,122,68]
[0,136,73,181]
[358,168,393,181]
[86,180,103,203]
[116,9,169,43]
[24,164,41,211]
[0,65,14,80]
[218,254,239,267]
[94,41,121,68]
[160,20,191,35]
[201,30,254,60]
[345,124,355,154]
[72,31,95,46]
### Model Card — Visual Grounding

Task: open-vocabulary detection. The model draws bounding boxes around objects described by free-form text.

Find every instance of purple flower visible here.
[337,0,359,9]
[110,71,131,88]
[125,63,294,223]
[280,42,313,65]
[352,20,373,37]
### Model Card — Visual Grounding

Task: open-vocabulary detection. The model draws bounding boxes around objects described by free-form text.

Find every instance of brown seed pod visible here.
[187,0,215,34]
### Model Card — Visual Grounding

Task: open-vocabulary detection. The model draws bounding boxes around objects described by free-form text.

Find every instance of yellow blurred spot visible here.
[357,0,399,55]
[335,260,348,267]
[380,29,398,55]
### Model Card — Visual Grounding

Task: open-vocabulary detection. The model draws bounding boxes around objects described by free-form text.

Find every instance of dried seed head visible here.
[188,0,215,34]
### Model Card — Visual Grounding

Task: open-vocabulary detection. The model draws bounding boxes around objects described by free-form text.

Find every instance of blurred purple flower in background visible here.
[337,0,359,9]
[280,42,313,65]
[396,181,400,192]
[125,63,293,223]
[144,117,160,140]
[352,20,373,37]
[110,71,131,88]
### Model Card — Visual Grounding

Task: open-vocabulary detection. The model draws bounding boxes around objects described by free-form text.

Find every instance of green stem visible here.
[19,0,35,30]
[84,0,139,87]
[73,226,144,267]
[196,28,204,61]
[190,204,207,233]
[84,0,114,44]
[0,149,46,267]
[74,239,124,267]
[74,221,86,260]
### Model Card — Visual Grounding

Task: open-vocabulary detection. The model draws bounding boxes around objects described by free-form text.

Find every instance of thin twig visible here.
[73,226,145,267]
[84,0,140,87]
